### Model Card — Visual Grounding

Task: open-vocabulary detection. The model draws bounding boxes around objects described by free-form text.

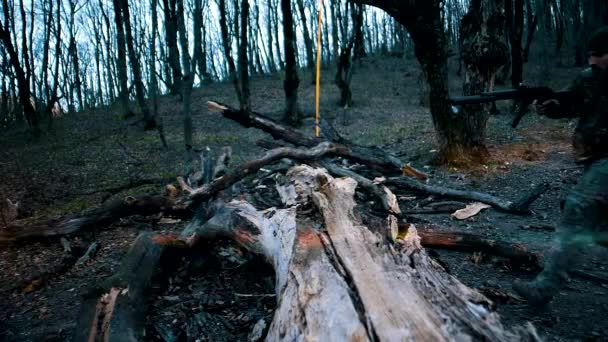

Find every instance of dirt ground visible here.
[1,56,608,341]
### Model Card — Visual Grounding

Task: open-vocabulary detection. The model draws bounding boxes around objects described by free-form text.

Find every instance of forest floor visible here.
[1,56,607,341]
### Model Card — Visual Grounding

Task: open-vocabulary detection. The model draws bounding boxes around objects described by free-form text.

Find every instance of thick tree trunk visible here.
[281,0,300,126]
[351,0,488,164]
[457,0,508,163]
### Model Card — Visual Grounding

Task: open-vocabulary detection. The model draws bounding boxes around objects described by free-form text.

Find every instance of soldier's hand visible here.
[534,99,560,115]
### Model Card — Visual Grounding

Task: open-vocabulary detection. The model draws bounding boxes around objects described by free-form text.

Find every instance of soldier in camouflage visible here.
[514,26,608,306]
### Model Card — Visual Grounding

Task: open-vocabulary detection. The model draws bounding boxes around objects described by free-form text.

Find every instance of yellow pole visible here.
[315,0,323,137]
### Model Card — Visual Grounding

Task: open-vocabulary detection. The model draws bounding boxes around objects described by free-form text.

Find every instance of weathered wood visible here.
[321,161,401,215]
[72,232,169,342]
[183,141,344,207]
[290,165,536,340]
[182,165,538,341]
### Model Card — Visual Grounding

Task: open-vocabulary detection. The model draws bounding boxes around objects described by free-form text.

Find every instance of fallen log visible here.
[0,195,176,245]
[72,232,174,342]
[256,135,540,215]
[207,101,406,174]
[385,176,549,214]
[181,165,539,340]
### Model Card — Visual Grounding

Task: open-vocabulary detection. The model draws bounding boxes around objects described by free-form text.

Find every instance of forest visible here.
[1,0,608,341]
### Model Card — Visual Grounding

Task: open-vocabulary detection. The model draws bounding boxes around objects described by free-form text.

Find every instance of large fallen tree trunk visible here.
[140,165,541,340]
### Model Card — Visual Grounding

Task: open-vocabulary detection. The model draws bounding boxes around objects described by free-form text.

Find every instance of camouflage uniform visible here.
[514,30,608,305]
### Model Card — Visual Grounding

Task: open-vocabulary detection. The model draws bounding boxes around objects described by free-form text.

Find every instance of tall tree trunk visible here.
[522,0,537,62]
[507,0,524,88]
[352,3,366,60]
[265,0,277,73]
[112,0,131,118]
[330,0,339,60]
[120,0,156,129]
[296,0,315,81]
[219,0,244,104]
[68,1,83,112]
[272,0,284,69]
[551,0,564,57]
[282,0,300,126]
[176,0,199,158]
[239,0,251,110]
[162,0,182,95]
[149,0,167,148]
[26,0,35,100]
[48,0,61,128]
[40,0,52,104]
[99,2,116,103]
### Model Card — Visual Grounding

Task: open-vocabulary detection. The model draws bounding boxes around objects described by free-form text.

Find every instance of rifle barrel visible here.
[449,95,499,105]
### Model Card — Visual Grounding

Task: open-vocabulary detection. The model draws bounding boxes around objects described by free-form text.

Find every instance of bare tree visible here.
[112,0,131,118]
[218,0,250,109]
[239,0,250,109]
[118,0,157,129]
[281,0,300,125]
[0,15,38,134]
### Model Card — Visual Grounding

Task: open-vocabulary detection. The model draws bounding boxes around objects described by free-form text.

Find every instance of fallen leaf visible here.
[451,202,491,220]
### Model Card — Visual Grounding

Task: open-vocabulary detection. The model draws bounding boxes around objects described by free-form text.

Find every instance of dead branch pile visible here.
[5,102,548,341]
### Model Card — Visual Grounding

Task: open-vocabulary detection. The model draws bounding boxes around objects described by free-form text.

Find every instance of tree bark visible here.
[112,0,131,119]
[281,0,300,126]
[219,0,244,105]
[456,0,508,163]
[352,3,366,60]
[162,0,182,95]
[74,165,539,341]
[239,0,251,110]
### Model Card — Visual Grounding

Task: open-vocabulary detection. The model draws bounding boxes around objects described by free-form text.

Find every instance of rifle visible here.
[449,85,569,128]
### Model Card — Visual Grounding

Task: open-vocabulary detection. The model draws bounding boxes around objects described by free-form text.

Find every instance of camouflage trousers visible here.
[535,158,608,291]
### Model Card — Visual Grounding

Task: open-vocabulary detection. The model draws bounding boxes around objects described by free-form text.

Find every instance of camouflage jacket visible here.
[545,65,608,163]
